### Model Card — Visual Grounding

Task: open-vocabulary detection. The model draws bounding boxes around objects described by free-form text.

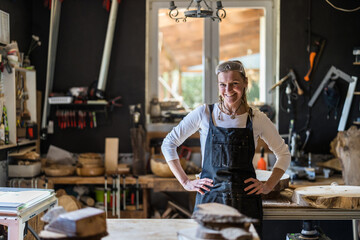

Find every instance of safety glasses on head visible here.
[215,60,246,78]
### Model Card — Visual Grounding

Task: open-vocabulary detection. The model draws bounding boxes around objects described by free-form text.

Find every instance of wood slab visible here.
[255,170,289,192]
[192,203,257,230]
[292,185,360,209]
[45,207,106,237]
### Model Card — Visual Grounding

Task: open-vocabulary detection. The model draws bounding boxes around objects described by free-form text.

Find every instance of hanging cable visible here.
[325,0,360,12]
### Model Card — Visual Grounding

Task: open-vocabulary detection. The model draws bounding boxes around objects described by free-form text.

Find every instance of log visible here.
[292,185,360,209]
[58,195,82,212]
[80,196,95,207]
[45,207,106,237]
[334,126,360,185]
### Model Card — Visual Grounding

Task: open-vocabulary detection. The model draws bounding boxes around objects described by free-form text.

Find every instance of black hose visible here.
[27,225,40,240]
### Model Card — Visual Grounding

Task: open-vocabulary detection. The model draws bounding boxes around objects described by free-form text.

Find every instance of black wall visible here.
[0,1,32,55]
[31,0,146,154]
[279,0,360,154]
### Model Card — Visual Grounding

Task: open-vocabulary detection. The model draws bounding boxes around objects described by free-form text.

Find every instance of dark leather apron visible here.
[195,104,263,238]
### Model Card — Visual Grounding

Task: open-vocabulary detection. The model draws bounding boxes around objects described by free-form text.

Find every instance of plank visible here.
[292,185,360,209]
[105,138,119,174]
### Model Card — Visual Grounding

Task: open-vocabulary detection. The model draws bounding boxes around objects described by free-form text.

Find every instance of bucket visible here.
[94,187,111,203]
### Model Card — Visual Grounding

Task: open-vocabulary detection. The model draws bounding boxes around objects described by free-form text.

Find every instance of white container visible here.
[8,161,41,177]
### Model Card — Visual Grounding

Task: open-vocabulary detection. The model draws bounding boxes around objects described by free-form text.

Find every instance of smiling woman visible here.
[147,0,278,116]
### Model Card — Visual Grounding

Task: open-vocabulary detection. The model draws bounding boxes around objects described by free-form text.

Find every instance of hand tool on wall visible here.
[92,111,97,128]
[122,174,126,210]
[308,66,357,131]
[269,69,303,96]
[41,0,62,139]
[304,36,326,82]
[96,0,120,99]
[112,174,116,217]
[104,175,108,218]
[108,96,122,111]
[134,175,140,210]
[116,174,120,218]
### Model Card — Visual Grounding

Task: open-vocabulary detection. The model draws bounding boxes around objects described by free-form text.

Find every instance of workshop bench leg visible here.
[0,217,25,240]
[353,219,359,240]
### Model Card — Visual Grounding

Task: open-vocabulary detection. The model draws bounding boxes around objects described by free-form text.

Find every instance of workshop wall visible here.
[279,0,360,154]
[0,1,32,56]
[30,0,146,154]
[2,0,359,156]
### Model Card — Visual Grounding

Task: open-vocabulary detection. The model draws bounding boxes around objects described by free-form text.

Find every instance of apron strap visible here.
[246,108,253,131]
[208,104,215,126]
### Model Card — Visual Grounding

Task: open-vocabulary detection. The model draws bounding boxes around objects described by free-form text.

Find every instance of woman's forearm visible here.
[264,167,285,191]
[167,159,189,186]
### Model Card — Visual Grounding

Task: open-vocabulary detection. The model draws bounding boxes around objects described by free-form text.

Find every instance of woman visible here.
[161,60,290,238]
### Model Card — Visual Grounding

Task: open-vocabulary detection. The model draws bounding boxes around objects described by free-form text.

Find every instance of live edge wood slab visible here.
[292,185,360,209]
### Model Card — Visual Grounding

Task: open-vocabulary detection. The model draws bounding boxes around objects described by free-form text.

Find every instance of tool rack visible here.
[46,175,150,218]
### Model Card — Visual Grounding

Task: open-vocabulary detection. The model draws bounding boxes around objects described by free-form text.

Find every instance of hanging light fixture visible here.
[169,0,226,22]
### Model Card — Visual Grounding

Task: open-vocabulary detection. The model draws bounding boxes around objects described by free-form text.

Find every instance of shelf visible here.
[353,121,360,125]
[354,62,360,65]
[47,175,150,187]
[354,92,360,95]
[0,139,37,150]
[107,210,147,218]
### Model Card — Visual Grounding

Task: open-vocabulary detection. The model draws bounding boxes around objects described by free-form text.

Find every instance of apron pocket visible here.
[211,143,224,167]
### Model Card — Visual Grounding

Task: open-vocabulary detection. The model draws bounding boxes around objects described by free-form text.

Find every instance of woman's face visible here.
[218,71,248,107]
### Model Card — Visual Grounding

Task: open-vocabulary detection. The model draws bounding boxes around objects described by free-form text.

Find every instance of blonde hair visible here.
[216,60,252,117]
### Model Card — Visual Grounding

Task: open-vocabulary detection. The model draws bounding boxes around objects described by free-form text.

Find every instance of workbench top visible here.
[103,219,260,240]
[103,219,197,240]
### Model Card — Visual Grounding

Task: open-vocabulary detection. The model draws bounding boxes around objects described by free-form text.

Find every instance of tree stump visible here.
[334,126,360,185]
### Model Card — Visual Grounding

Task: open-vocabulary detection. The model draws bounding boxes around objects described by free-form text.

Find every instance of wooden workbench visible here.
[103,219,259,240]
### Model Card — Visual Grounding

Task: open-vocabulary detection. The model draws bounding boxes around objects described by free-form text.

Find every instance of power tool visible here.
[286,220,331,240]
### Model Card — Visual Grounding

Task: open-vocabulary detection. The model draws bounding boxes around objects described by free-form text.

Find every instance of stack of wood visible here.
[39,207,107,240]
[178,203,259,240]
[76,153,105,177]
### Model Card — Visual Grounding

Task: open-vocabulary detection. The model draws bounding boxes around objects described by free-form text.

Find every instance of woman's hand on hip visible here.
[183,178,213,195]
[244,177,272,195]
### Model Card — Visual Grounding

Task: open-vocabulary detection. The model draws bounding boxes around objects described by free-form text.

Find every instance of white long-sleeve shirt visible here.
[161,103,291,171]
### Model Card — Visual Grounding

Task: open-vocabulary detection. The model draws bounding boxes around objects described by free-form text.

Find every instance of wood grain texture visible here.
[334,126,360,185]
[45,208,106,237]
[192,203,257,231]
[58,195,82,212]
[292,185,360,209]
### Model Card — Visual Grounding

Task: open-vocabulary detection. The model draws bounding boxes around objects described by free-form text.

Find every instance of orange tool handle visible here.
[304,52,317,81]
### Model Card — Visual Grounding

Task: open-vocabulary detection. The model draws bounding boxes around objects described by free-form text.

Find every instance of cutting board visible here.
[292,185,360,209]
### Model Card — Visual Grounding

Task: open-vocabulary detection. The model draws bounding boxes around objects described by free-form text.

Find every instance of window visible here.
[146,0,279,114]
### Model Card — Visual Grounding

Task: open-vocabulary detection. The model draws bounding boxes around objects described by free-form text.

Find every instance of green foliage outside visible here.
[181,74,203,109]
[247,81,260,103]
